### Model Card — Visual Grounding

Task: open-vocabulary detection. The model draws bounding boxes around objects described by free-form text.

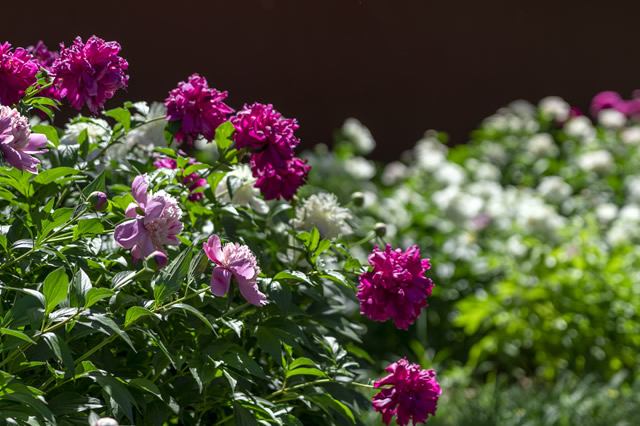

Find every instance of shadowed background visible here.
[4,0,640,160]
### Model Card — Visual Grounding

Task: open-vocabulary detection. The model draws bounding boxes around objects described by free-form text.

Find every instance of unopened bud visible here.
[351,191,365,207]
[95,418,119,426]
[146,251,168,271]
[86,191,108,212]
[374,222,387,237]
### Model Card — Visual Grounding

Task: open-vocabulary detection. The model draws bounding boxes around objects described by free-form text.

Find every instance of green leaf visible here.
[33,167,81,185]
[187,249,208,285]
[70,268,92,308]
[39,207,73,242]
[345,343,374,364]
[214,121,235,150]
[233,402,259,426]
[43,267,69,315]
[42,332,75,378]
[167,303,216,333]
[72,218,104,241]
[154,147,176,157]
[285,367,326,378]
[0,327,35,344]
[78,128,89,159]
[272,270,312,285]
[31,125,59,148]
[48,392,103,416]
[84,288,115,308]
[314,238,331,259]
[343,257,362,270]
[165,120,181,144]
[104,107,131,132]
[289,357,318,370]
[221,351,268,379]
[256,327,282,367]
[125,306,155,327]
[82,170,106,198]
[153,245,193,304]
[183,163,210,176]
[308,394,355,424]
[89,372,137,422]
[268,280,292,314]
[129,378,163,400]
[87,313,135,351]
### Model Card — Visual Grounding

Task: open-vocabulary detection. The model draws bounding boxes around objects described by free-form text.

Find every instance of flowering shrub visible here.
[306,91,640,385]
[0,36,441,425]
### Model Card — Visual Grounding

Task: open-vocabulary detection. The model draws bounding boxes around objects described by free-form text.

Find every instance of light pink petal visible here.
[140,233,156,258]
[125,202,139,218]
[131,174,148,206]
[114,218,145,249]
[210,267,232,297]
[236,277,268,307]
[24,134,48,153]
[229,258,256,281]
[203,234,223,263]
[144,196,165,222]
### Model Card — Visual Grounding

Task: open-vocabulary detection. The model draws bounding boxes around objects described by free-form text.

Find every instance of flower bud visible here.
[351,191,365,207]
[374,222,387,237]
[86,191,108,212]
[95,418,119,426]
[146,251,168,271]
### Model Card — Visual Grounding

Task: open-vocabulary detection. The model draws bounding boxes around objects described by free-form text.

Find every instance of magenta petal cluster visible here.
[165,74,233,146]
[0,42,39,107]
[357,244,434,330]
[0,106,48,173]
[232,103,310,200]
[372,358,441,426]
[203,234,267,307]
[591,90,640,119]
[27,41,63,102]
[153,156,206,202]
[51,36,129,115]
[114,174,184,263]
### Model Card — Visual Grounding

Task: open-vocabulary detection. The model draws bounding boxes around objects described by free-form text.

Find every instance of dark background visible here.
[4,0,640,161]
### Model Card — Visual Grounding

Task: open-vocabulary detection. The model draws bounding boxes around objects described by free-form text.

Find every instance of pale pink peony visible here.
[203,234,267,307]
[114,174,184,263]
[0,106,48,173]
[372,358,441,426]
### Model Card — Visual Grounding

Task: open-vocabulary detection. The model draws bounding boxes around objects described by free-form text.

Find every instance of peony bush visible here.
[0,36,442,425]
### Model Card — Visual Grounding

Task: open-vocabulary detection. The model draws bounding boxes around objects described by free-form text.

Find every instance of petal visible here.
[131,174,148,206]
[144,196,165,222]
[210,267,232,297]
[114,219,145,249]
[203,234,223,263]
[229,258,256,281]
[236,277,268,306]
[125,202,139,218]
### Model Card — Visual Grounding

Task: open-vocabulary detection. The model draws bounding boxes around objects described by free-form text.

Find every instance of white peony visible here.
[125,102,167,151]
[597,109,627,130]
[342,118,375,154]
[292,192,352,239]
[565,116,596,143]
[345,156,376,180]
[621,126,640,145]
[526,133,558,157]
[61,117,110,145]
[577,150,615,174]
[538,96,570,122]
[216,164,268,214]
[414,135,447,171]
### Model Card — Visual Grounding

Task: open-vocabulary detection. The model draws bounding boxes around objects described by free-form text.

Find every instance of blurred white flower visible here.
[292,192,352,239]
[595,203,618,223]
[435,162,466,186]
[516,194,564,234]
[526,133,558,157]
[433,186,483,223]
[61,117,109,145]
[342,118,375,154]
[345,156,376,180]
[577,150,615,174]
[626,176,640,203]
[539,96,570,122]
[607,205,640,246]
[414,135,447,171]
[126,102,167,151]
[506,235,527,257]
[621,126,640,145]
[381,161,408,186]
[482,142,508,165]
[565,116,596,143]
[597,109,626,129]
[537,176,572,203]
[216,164,268,214]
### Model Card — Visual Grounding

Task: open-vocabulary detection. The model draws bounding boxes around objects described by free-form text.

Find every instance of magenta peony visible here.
[27,41,63,102]
[51,36,129,115]
[114,174,183,263]
[357,244,434,330]
[591,90,640,120]
[232,103,300,169]
[165,74,233,146]
[0,42,39,107]
[153,156,207,202]
[251,156,310,201]
[0,106,48,173]
[203,234,267,306]
[372,358,441,426]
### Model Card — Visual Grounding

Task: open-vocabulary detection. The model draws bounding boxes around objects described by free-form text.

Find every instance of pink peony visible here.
[357,244,434,330]
[372,358,441,426]
[153,156,207,202]
[51,36,129,115]
[203,234,267,307]
[251,156,310,201]
[114,174,183,263]
[165,74,233,146]
[590,90,640,120]
[232,103,300,169]
[0,42,39,106]
[0,106,48,173]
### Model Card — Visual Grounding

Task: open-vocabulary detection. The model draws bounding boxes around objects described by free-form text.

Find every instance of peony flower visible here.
[591,90,640,120]
[216,164,268,213]
[342,117,376,154]
[153,156,207,202]
[203,234,267,306]
[146,250,168,271]
[577,150,615,174]
[597,109,626,129]
[26,41,63,103]
[292,192,352,239]
[0,106,48,173]
[357,244,434,330]
[372,358,441,426]
[251,157,310,201]
[232,103,300,169]
[86,191,108,211]
[0,42,39,106]
[52,36,129,115]
[125,102,167,151]
[114,174,183,263]
[538,96,570,123]
[61,117,110,145]
[165,74,233,146]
